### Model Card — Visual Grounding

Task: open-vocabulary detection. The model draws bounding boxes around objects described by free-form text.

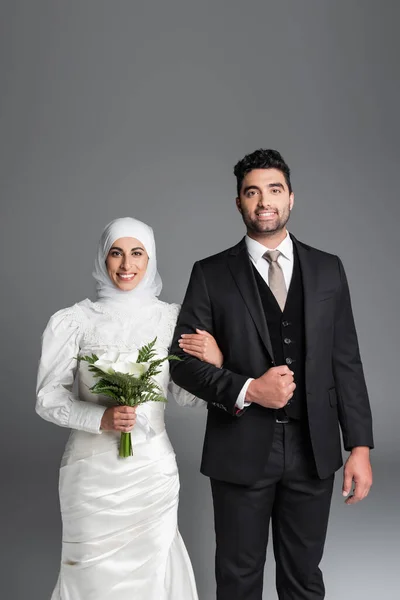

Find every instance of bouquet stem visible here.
[119,432,133,458]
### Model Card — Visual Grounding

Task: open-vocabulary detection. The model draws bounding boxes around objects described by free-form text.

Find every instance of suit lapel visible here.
[227,239,274,361]
[291,235,318,360]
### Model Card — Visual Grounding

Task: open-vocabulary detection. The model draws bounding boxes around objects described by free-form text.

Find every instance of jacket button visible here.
[282,320,291,327]
[285,357,293,365]
[284,338,292,345]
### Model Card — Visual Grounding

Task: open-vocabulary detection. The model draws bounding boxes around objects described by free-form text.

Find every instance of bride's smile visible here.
[106,236,149,291]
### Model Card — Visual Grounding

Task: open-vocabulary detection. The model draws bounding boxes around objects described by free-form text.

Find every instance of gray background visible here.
[1,1,399,598]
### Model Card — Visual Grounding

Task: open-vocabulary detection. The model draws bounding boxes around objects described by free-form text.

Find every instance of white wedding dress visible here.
[36,298,201,600]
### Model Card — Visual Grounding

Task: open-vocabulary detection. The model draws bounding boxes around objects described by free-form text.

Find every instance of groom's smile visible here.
[256,209,278,220]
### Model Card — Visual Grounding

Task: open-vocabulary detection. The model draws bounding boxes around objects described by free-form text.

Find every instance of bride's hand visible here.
[101,406,137,432]
[178,329,224,368]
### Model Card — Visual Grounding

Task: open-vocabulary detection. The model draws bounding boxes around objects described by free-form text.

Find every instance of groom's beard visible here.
[241,204,291,236]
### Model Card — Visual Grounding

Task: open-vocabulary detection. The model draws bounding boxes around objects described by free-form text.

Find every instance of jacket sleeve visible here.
[332,258,374,450]
[169,261,249,415]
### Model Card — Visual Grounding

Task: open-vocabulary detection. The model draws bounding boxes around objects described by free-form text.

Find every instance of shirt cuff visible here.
[68,399,107,434]
[235,378,254,409]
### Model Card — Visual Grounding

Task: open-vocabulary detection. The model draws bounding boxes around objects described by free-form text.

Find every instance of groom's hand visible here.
[342,446,373,505]
[246,366,296,409]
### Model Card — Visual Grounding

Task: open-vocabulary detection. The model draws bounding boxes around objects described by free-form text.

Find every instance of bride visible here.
[36,217,222,600]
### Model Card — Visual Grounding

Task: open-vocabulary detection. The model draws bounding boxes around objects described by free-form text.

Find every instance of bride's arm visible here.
[178,329,224,368]
[167,304,223,408]
[36,307,107,433]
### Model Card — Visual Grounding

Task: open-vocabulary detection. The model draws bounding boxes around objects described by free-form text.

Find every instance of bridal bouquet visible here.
[79,338,180,457]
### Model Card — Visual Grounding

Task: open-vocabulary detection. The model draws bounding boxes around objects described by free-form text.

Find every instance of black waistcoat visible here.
[252,246,307,420]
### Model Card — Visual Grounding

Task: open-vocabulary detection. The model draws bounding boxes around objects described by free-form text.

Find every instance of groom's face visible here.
[236,168,294,236]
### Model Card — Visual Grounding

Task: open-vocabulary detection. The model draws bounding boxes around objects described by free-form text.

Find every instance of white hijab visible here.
[93,217,162,309]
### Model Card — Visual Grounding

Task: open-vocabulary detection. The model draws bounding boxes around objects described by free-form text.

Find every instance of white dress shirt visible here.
[235,232,294,409]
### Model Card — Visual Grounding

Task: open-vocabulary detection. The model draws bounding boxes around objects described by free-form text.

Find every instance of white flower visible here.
[94,350,150,378]
[120,351,139,363]
[127,362,151,378]
[109,360,132,375]
[94,350,120,374]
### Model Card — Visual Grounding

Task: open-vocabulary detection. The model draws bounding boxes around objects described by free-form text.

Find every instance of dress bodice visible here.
[36,297,202,438]
[76,299,177,435]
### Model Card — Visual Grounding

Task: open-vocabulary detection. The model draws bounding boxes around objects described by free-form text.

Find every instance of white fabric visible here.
[93,217,163,309]
[236,232,294,409]
[236,379,254,410]
[36,299,202,600]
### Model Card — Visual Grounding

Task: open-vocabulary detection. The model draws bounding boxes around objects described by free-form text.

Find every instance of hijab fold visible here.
[93,217,162,309]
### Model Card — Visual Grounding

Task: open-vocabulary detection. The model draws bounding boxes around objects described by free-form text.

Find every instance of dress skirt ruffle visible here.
[50,428,198,600]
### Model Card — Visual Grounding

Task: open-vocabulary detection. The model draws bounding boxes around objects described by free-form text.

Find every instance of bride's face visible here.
[106,237,149,291]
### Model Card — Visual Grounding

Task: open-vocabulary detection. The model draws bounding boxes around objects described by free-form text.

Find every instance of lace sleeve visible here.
[36,305,106,433]
[163,302,181,348]
[167,380,206,408]
[165,303,206,408]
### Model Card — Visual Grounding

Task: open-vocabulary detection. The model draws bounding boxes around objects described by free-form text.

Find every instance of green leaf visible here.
[77,353,99,364]
[137,338,157,363]
[91,383,121,396]
[92,388,121,401]
[135,392,167,404]
[167,355,182,362]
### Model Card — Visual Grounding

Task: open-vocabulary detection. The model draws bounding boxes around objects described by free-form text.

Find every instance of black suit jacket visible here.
[170,236,373,484]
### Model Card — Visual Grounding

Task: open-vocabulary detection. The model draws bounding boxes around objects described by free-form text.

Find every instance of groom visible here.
[169,148,373,599]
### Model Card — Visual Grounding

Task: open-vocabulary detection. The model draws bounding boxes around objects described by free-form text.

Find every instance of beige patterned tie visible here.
[263,250,287,311]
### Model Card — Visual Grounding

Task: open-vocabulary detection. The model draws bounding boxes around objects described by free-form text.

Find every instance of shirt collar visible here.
[245,231,293,263]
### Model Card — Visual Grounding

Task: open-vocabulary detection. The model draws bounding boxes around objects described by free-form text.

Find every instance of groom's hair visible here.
[233,148,292,196]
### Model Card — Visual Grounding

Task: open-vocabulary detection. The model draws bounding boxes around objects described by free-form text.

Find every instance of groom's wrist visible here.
[349,446,370,456]
[245,379,260,404]
[236,378,253,409]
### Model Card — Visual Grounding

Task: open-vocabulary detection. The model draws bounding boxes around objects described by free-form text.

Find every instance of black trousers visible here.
[210,420,334,600]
